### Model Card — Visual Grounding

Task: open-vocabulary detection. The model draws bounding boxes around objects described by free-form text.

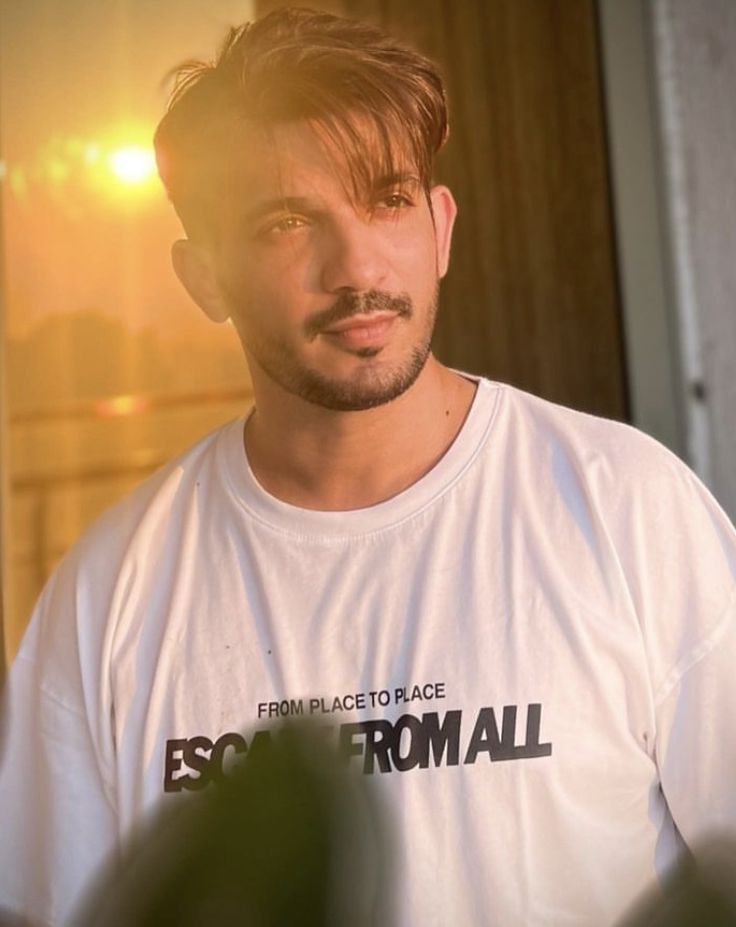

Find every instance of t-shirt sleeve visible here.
[0,559,118,927]
[654,596,736,846]
[607,437,736,848]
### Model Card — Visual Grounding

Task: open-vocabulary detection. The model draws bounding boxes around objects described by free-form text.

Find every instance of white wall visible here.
[651,0,736,519]
[597,0,685,459]
[599,0,736,521]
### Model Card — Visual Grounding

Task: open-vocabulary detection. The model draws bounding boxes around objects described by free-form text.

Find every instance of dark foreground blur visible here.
[618,837,736,927]
[17,719,735,926]
[75,722,394,926]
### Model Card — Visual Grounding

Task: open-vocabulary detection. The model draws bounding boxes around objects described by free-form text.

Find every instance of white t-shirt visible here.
[1,378,735,926]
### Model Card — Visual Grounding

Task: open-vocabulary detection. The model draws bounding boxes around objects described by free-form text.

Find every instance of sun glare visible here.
[108,145,157,185]
[19,130,162,210]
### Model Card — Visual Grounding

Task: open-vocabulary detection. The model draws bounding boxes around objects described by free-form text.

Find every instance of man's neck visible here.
[243,359,477,511]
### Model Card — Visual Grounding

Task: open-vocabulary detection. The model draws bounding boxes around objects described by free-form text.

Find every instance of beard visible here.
[237,286,439,412]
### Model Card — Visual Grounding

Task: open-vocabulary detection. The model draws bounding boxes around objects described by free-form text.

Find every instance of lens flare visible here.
[108,146,157,185]
[16,130,161,212]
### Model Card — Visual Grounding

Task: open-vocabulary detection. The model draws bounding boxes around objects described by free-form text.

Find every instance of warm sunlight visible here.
[17,131,162,208]
[108,145,157,186]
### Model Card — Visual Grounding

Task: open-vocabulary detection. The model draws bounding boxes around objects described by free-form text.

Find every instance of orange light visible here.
[94,395,150,418]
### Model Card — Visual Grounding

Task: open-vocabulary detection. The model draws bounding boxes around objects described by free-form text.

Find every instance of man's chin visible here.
[293,352,430,412]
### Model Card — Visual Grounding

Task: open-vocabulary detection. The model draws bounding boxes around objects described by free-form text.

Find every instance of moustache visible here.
[304,290,413,339]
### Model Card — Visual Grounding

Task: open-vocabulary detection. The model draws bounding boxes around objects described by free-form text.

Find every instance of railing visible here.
[10,385,251,425]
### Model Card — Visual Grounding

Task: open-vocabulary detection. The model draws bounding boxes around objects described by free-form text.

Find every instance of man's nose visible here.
[319,218,389,293]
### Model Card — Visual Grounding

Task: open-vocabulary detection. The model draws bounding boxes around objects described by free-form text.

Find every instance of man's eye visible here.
[378,192,414,210]
[263,215,308,236]
[383,193,414,209]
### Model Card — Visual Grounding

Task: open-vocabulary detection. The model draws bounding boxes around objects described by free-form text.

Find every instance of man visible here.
[1,7,735,926]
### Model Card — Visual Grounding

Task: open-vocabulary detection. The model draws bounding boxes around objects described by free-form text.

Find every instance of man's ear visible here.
[428,185,458,279]
[171,240,231,324]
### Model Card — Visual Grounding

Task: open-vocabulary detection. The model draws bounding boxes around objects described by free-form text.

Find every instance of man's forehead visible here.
[219,118,419,211]
[231,122,341,188]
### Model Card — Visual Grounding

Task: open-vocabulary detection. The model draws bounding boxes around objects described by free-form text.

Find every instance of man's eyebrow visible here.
[243,196,316,224]
[372,172,421,190]
[242,174,422,225]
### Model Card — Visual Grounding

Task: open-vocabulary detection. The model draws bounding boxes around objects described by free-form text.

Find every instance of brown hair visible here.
[154,7,449,239]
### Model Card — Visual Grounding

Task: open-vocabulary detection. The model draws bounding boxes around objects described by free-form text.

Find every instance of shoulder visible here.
[15,418,245,671]
[484,377,734,543]
[484,380,736,685]
[72,417,243,570]
[482,379,706,504]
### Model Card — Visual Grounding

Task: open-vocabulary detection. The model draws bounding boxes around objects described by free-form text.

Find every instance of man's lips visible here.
[321,311,398,336]
[304,290,413,341]
[319,312,399,350]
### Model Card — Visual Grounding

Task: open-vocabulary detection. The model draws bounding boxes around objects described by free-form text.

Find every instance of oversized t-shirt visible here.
[1,378,735,926]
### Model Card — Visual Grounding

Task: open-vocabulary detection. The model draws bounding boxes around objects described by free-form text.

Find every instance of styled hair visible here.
[154,6,449,239]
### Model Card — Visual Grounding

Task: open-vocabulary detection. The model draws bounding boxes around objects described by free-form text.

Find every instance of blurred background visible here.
[1,0,735,672]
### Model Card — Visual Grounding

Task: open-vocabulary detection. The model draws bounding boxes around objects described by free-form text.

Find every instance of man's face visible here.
[190,121,456,412]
